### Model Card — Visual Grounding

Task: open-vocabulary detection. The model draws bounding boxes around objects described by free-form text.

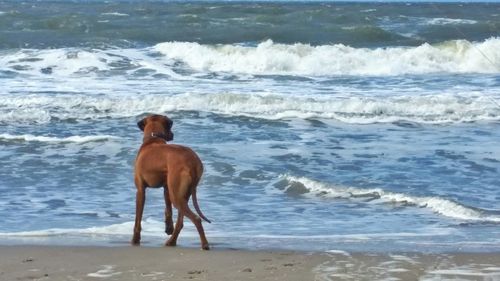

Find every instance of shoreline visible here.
[1,245,499,280]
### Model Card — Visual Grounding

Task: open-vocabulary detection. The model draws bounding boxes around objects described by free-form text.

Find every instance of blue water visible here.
[0,1,499,252]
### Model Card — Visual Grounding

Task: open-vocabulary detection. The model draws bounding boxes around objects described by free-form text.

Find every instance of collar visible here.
[146,132,169,142]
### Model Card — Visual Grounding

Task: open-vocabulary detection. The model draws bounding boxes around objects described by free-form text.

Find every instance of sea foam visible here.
[426,17,478,25]
[0,133,117,143]
[0,218,200,240]
[2,38,499,78]
[154,38,500,76]
[279,176,500,223]
[0,49,114,76]
[0,92,498,124]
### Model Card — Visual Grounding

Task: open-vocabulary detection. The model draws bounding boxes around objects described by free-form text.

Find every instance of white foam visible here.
[282,176,500,223]
[0,218,194,239]
[0,49,114,76]
[2,38,499,78]
[140,272,165,278]
[87,265,122,278]
[154,38,500,76]
[0,222,132,237]
[101,12,129,17]
[0,133,117,143]
[0,48,191,79]
[389,255,419,264]
[424,267,500,280]
[0,91,498,124]
[0,221,448,242]
[326,250,351,256]
[426,17,478,25]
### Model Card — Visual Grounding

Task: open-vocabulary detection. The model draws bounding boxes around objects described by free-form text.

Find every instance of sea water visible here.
[0,1,499,252]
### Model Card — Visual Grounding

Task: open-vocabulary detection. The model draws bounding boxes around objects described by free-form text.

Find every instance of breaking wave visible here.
[277,176,500,223]
[1,38,499,78]
[154,38,500,76]
[0,92,498,124]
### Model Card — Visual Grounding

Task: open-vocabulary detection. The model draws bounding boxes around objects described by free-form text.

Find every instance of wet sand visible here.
[0,246,499,281]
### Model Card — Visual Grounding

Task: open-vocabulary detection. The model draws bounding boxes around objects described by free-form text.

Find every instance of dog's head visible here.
[137,114,174,142]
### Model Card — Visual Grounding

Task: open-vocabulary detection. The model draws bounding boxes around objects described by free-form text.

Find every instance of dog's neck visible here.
[143,132,169,143]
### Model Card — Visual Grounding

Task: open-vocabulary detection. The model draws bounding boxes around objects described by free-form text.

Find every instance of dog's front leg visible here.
[164,187,174,235]
[132,184,146,245]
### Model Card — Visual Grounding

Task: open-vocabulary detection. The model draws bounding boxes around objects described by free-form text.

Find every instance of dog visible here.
[132,114,211,250]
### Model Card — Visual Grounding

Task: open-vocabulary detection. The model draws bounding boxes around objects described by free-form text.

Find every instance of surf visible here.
[0,133,117,143]
[2,37,499,79]
[1,92,498,124]
[154,38,500,76]
[276,176,500,223]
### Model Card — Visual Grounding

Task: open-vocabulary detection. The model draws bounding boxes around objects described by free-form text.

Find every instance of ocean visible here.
[0,0,499,253]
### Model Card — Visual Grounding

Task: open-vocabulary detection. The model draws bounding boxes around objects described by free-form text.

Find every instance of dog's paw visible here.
[131,234,141,246]
[165,240,177,247]
[201,244,210,251]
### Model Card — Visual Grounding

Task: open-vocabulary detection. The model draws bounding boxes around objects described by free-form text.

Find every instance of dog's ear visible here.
[137,118,146,131]
[165,118,173,130]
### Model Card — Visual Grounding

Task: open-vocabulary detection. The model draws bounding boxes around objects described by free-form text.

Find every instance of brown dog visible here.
[132,114,210,250]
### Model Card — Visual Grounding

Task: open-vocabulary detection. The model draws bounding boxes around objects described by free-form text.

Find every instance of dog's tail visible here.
[188,161,211,224]
[192,185,211,223]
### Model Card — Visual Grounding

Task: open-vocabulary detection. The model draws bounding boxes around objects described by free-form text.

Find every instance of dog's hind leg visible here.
[165,210,183,247]
[132,180,146,245]
[163,187,174,235]
[181,201,210,250]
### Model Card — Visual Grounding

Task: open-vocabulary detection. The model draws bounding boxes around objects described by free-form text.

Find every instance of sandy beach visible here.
[1,246,499,281]
[0,245,326,281]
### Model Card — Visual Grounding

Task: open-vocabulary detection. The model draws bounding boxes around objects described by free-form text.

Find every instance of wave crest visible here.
[2,38,499,78]
[154,38,500,76]
[0,92,498,124]
[277,176,500,223]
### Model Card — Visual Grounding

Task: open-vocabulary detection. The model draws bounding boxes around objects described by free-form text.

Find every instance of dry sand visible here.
[0,246,499,281]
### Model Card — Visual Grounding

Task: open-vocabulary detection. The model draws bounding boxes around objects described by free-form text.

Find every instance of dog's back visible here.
[135,143,203,189]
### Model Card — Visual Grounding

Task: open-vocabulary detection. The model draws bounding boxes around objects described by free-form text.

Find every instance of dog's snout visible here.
[167,132,174,141]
